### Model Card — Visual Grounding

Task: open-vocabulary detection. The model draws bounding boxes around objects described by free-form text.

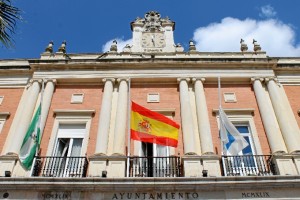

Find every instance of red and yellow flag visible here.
[130,101,180,147]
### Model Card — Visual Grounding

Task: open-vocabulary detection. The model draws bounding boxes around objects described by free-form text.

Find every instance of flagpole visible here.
[126,78,131,177]
[218,77,226,156]
[38,79,44,155]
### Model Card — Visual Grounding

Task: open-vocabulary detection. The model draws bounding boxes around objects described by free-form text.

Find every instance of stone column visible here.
[6,79,41,155]
[178,78,196,155]
[251,78,287,154]
[112,78,129,155]
[266,78,300,153]
[193,78,214,154]
[95,78,115,155]
[40,79,56,133]
[0,85,30,177]
[2,86,30,155]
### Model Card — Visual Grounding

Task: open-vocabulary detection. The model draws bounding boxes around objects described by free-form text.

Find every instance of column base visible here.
[88,155,109,177]
[0,154,18,177]
[89,155,127,178]
[272,154,298,175]
[107,156,127,178]
[182,156,203,177]
[201,155,221,177]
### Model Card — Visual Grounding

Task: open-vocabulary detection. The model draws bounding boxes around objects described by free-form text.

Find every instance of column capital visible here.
[44,79,57,85]
[27,79,43,88]
[192,77,205,83]
[102,78,115,83]
[250,77,264,83]
[29,78,43,84]
[264,77,278,83]
[116,78,130,83]
[177,77,191,83]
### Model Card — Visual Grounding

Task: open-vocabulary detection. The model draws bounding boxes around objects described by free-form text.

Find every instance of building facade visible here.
[0,11,300,199]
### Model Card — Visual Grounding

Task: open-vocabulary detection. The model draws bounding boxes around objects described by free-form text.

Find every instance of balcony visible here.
[221,155,275,176]
[32,156,88,177]
[129,156,182,177]
[30,155,276,178]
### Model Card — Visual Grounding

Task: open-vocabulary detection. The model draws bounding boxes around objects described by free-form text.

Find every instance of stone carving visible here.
[123,44,132,53]
[58,41,66,53]
[144,11,162,31]
[131,11,174,32]
[253,39,262,52]
[110,40,118,52]
[175,43,184,52]
[44,41,54,53]
[189,40,196,52]
[240,39,248,52]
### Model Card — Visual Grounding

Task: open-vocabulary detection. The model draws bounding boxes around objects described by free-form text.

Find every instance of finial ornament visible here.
[58,41,67,53]
[110,40,118,52]
[175,43,184,52]
[253,39,262,52]
[240,39,248,52]
[189,40,196,52]
[45,41,54,53]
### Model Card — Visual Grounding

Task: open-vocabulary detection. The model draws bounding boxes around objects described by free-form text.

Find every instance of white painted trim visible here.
[215,109,263,155]
[46,110,94,156]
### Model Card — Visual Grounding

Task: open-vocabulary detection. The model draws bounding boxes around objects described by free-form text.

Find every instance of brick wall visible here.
[205,83,271,155]
[40,85,103,157]
[0,88,23,153]
[283,85,300,128]
[131,83,183,155]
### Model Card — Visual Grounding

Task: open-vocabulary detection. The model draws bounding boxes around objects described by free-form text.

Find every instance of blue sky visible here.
[1,0,300,59]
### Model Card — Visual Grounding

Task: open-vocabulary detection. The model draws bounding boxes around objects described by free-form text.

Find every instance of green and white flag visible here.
[19,104,41,170]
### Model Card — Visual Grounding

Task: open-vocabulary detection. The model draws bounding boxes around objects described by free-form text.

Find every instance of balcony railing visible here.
[129,156,182,177]
[32,156,88,178]
[222,155,275,176]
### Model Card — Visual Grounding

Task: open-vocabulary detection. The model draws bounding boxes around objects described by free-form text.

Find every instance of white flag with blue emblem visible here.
[219,107,249,155]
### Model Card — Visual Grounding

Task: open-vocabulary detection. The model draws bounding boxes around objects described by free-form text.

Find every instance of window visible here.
[0,112,10,134]
[224,124,256,156]
[133,109,176,177]
[140,142,170,177]
[0,96,4,105]
[51,124,85,177]
[44,109,94,177]
[214,108,266,176]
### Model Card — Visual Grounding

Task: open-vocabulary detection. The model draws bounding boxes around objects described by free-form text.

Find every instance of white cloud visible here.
[102,38,132,52]
[193,17,300,56]
[259,5,277,18]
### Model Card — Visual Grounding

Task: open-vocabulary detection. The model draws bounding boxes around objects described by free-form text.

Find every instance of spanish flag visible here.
[130,101,180,147]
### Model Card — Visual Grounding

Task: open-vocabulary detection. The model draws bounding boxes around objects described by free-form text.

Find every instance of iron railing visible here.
[129,156,182,177]
[32,156,88,178]
[222,155,275,176]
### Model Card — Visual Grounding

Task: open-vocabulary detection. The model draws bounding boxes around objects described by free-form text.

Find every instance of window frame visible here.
[46,109,95,157]
[214,108,263,155]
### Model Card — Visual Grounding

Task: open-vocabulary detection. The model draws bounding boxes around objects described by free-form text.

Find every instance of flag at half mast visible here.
[19,104,41,170]
[219,107,249,155]
[130,101,180,147]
